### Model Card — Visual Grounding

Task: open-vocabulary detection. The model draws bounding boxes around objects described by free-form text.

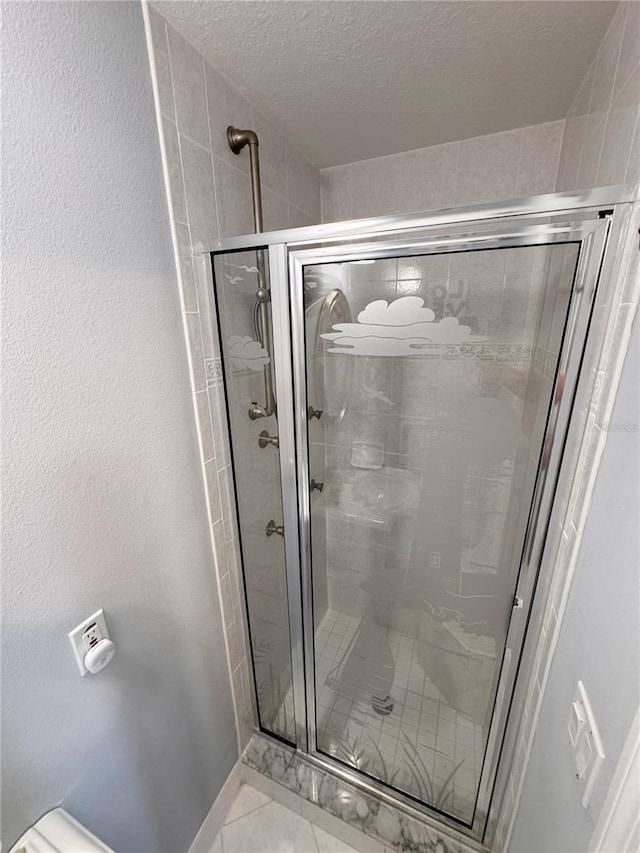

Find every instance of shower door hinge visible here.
[513,595,524,609]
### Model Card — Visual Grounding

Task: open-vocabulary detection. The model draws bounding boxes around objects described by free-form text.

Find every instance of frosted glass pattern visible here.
[322,295,486,355]
[304,244,579,824]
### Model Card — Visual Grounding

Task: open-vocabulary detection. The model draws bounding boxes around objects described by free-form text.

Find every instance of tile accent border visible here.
[205,357,223,387]
[242,732,488,853]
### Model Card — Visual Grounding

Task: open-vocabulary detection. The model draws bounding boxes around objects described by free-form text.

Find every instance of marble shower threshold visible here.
[242,733,489,853]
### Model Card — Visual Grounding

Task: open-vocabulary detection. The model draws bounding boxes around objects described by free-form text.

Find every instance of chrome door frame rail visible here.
[206,186,635,254]
[268,243,308,750]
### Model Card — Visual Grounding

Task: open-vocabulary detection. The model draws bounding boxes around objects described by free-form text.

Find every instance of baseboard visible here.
[188,762,241,853]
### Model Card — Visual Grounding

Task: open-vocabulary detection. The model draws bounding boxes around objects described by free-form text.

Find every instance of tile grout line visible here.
[222,795,274,828]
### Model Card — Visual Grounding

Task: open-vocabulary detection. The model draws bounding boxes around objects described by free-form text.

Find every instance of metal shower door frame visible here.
[209,186,634,842]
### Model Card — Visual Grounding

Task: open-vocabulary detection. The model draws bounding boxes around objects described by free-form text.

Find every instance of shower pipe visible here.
[227,126,276,420]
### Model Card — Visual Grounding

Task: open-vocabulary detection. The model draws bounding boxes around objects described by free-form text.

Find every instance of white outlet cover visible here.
[68,609,110,676]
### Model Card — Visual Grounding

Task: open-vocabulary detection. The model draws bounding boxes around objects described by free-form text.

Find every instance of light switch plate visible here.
[68,609,110,676]
[569,680,605,807]
[569,699,586,747]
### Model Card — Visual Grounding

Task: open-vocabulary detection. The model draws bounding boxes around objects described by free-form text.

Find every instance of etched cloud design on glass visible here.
[321,296,485,356]
[227,335,270,371]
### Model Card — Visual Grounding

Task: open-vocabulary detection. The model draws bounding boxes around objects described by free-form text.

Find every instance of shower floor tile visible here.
[312,609,485,823]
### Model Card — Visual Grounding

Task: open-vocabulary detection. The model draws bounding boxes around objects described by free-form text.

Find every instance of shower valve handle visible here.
[258,431,279,449]
[308,406,323,420]
[265,520,284,538]
[310,479,324,492]
[248,402,268,420]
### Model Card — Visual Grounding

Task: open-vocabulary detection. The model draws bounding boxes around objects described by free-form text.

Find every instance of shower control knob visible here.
[310,479,324,492]
[266,520,284,538]
[248,402,267,420]
[308,406,323,420]
[258,431,279,449]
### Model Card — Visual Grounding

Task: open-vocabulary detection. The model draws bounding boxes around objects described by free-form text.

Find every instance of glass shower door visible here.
[210,191,624,841]
[298,240,582,825]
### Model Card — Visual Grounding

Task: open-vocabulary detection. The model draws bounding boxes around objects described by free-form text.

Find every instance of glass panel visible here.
[303,243,579,824]
[213,249,296,744]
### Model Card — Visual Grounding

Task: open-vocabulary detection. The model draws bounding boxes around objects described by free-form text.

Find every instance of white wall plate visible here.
[68,609,111,676]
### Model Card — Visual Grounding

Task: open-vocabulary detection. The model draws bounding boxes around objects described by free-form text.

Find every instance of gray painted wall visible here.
[510,316,640,852]
[1,2,237,850]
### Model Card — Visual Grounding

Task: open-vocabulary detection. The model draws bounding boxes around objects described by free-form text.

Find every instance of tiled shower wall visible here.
[320,120,564,222]
[497,3,639,849]
[143,2,321,751]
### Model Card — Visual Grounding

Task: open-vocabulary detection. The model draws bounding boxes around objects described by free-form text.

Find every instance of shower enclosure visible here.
[209,187,633,840]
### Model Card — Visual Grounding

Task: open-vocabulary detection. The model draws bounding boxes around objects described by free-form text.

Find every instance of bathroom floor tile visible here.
[214,785,357,852]
[224,784,271,824]
[312,824,359,853]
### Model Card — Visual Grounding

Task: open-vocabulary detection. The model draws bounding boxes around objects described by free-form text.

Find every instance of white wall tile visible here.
[185,311,207,392]
[625,109,640,183]
[213,156,254,238]
[454,128,522,205]
[286,143,321,220]
[574,114,607,189]
[173,222,197,312]
[193,253,218,359]
[589,4,627,121]
[616,1,640,97]
[251,108,287,194]
[147,7,173,120]
[262,186,289,231]
[212,519,230,579]
[321,122,564,223]
[195,389,215,462]
[516,122,564,196]
[349,153,404,218]
[181,135,218,244]
[162,117,187,224]
[398,141,459,212]
[321,165,351,222]
[555,112,587,192]
[597,65,640,186]
[205,459,223,524]
[167,26,209,148]
[557,3,639,193]
[288,204,316,228]
[205,61,252,173]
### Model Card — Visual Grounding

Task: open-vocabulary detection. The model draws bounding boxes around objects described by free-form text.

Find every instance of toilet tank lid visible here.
[9,808,114,853]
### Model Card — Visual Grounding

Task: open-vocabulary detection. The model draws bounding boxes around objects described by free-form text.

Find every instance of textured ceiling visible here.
[153,1,616,168]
